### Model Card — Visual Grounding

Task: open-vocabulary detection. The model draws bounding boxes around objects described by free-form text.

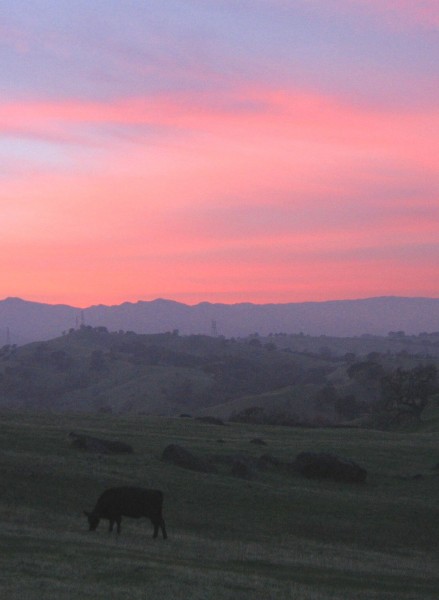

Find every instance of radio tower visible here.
[211,319,218,337]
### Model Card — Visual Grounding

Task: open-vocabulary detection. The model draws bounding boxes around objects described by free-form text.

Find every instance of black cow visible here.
[84,486,167,539]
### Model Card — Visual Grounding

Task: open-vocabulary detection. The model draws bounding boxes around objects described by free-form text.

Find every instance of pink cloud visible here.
[270,1,439,30]
[0,25,30,53]
[2,86,437,178]
[339,0,439,29]
[1,85,437,306]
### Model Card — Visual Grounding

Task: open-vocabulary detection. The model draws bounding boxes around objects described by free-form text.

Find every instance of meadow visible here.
[0,410,438,599]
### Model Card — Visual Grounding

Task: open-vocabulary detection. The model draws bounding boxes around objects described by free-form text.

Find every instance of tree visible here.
[380,364,438,423]
[314,384,337,411]
[347,361,385,385]
[89,350,106,372]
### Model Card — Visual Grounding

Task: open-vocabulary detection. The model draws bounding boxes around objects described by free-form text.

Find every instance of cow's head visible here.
[83,510,100,531]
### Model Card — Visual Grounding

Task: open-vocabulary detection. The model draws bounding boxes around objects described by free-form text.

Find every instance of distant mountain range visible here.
[1,296,439,345]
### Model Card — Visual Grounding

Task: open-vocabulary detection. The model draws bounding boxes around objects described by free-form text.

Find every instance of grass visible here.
[1,410,438,599]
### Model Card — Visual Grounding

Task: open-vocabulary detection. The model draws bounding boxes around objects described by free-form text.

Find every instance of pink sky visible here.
[1,1,438,306]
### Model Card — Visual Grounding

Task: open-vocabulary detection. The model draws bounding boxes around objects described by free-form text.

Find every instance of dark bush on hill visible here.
[202,355,304,403]
[347,361,385,386]
[379,364,438,424]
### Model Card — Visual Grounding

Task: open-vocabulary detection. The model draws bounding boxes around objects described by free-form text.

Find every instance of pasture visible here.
[0,410,438,599]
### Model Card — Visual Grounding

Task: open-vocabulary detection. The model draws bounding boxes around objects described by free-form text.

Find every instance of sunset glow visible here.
[1,1,438,306]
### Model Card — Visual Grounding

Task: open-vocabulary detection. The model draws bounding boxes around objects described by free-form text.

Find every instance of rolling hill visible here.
[1,326,438,425]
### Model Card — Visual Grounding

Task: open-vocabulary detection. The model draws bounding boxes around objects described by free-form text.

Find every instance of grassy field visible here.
[0,410,438,599]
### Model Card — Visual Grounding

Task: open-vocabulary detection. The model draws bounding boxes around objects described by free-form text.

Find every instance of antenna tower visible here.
[211,319,218,337]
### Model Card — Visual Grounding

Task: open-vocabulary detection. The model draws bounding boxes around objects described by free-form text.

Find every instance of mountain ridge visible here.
[1,295,439,345]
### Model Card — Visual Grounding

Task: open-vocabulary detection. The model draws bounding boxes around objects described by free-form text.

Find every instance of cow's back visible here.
[96,486,163,519]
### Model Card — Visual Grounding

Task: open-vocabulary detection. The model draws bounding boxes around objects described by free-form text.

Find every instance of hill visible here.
[2,296,439,345]
[1,326,438,426]
[0,327,332,418]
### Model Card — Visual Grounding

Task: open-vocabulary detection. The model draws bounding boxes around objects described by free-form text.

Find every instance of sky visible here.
[1,0,438,307]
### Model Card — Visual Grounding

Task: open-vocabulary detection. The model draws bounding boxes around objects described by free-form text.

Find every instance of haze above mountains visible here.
[1,296,438,346]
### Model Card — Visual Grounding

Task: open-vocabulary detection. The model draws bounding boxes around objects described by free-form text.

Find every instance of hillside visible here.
[2,296,439,345]
[0,327,332,418]
[1,326,438,427]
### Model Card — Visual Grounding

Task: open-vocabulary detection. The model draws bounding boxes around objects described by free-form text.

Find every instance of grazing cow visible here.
[84,486,167,539]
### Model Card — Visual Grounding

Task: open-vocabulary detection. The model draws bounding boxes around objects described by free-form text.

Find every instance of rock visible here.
[399,473,424,480]
[210,452,258,479]
[69,432,133,454]
[195,416,226,426]
[291,452,367,483]
[230,457,255,479]
[162,444,217,474]
[250,438,267,446]
[257,454,281,471]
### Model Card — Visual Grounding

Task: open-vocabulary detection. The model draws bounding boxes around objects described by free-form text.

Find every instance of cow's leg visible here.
[109,519,114,533]
[116,517,122,534]
[152,517,167,539]
[152,520,159,538]
[160,518,168,540]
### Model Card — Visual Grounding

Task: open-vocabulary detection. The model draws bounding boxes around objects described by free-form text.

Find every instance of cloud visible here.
[1,1,437,305]
[338,0,439,29]
[3,89,438,165]
[1,85,437,226]
[267,0,439,30]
